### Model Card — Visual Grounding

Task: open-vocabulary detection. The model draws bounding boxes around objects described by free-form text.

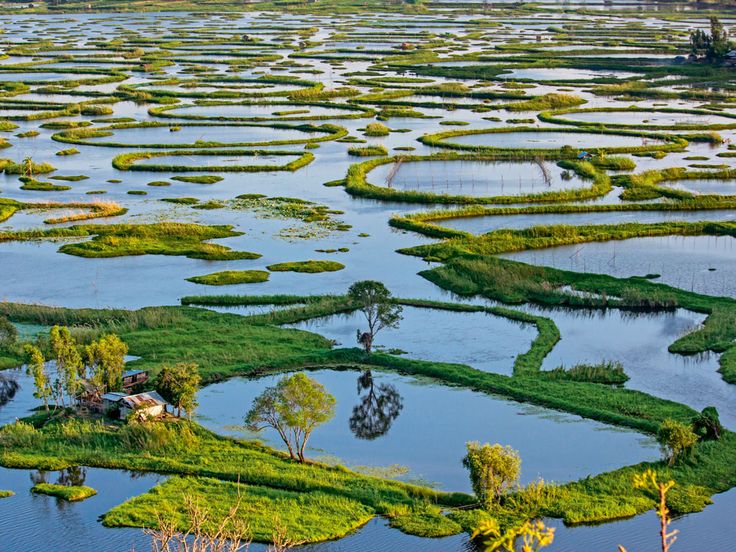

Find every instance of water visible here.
[0,6,735,551]
[80,124,320,146]
[504,235,736,299]
[367,160,590,197]
[288,307,534,375]
[0,466,163,551]
[447,131,663,149]
[196,369,659,492]
[563,110,736,127]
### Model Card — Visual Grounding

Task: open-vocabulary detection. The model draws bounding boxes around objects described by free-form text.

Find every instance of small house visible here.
[102,392,128,413]
[122,369,149,392]
[577,151,594,160]
[119,391,169,420]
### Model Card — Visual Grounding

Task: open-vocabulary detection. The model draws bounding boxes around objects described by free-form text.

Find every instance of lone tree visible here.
[657,419,698,465]
[347,281,403,353]
[155,362,201,419]
[463,441,521,508]
[690,16,733,62]
[245,373,335,463]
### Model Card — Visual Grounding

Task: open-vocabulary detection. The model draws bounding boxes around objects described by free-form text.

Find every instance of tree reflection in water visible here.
[349,370,403,440]
[0,374,19,408]
[31,466,88,487]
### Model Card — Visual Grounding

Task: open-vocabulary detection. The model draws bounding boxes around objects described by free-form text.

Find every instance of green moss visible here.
[32,483,97,502]
[266,260,345,273]
[171,175,224,184]
[348,145,388,157]
[19,178,71,192]
[161,197,200,205]
[187,270,270,286]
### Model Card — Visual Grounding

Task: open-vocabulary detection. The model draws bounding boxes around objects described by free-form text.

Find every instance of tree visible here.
[245,373,335,463]
[690,16,733,62]
[692,406,722,441]
[155,363,201,419]
[24,344,51,412]
[347,281,403,353]
[49,325,83,407]
[657,419,698,465]
[0,316,17,349]
[86,334,128,393]
[463,441,521,508]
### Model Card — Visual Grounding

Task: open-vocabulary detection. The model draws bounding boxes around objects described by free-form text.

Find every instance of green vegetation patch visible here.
[267,260,345,273]
[187,270,270,286]
[112,149,314,173]
[32,483,97,502]
[0,223,260,261]
[171,175,224,185]
[103,476,375,543]
[0,490,13,498]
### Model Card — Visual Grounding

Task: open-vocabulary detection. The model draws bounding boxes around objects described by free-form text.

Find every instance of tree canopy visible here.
[155,362,201,419]
[347,281,403,353]
[463,441,521,508]
[245,373,335,462]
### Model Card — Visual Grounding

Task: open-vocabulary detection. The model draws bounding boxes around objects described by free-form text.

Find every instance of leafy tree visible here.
[692,406,722,441]
[347,281,403,353]
[49,326,83,407]
[245,373,336,462]
[86,334,128,393]
[463,441,521,508]
[155,363,201,418]
[0,316,17,349]
[690,16,733,61]
[657,419,698,465]
[24,344,51,412]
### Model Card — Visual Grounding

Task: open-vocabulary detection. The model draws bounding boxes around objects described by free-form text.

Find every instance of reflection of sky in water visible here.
[369,160,589,197]
[505,235,736,298]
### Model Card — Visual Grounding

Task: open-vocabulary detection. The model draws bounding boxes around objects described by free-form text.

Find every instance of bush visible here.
[0,421,39,447]
[463,442,521,508]
[692,406,722,441]
[0,316,17,348]
[657,419,698,465]
[364,122,390,136]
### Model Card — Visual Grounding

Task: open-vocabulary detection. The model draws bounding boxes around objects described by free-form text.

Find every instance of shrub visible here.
[692,406,723,441]
[364,122,390,136]
[0,421,39,447]
[657,419,698,465]
[463,441,521,508]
